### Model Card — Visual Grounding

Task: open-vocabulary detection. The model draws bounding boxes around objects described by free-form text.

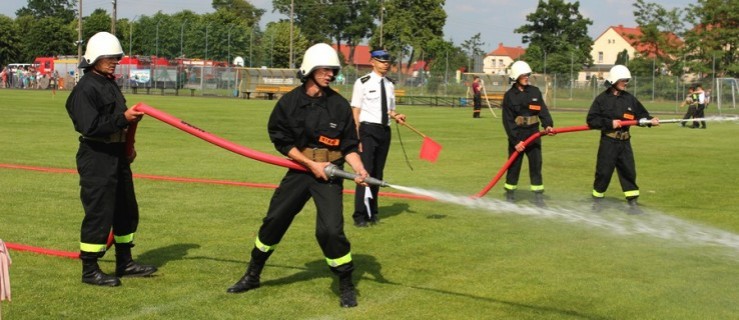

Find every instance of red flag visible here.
[419,136,442,162]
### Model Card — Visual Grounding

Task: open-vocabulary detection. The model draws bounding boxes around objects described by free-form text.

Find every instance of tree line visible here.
[0,0,735,80]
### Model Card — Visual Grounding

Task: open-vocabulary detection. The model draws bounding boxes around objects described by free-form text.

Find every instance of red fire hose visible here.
[473,120,639,198]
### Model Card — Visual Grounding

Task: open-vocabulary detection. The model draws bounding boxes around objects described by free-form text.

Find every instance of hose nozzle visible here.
[324,164,388,187]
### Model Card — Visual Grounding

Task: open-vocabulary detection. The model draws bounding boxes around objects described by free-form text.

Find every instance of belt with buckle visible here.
[605,131,630,140]
[514,115,539,126]
[300,148,342,162]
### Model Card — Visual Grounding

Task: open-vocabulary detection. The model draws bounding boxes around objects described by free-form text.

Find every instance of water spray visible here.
[324,163,389,187]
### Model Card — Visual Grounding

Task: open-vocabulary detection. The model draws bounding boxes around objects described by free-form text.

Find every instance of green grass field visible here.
[1,89,737,319]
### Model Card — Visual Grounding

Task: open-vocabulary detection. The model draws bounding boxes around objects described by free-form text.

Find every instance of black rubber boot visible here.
[331,262,357,308]
[227,261,265,293]
[505,189,515,203]
[115,243,158,278]
[627,198,643,215]
[592,197,604,212]
[338,274,357,308]
[533,192,545,207]
[227,247,272,293]
[81,255,121,287]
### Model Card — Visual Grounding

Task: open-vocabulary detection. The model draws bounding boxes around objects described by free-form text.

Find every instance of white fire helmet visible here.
[79,32,124,68]
[509,61,533,81]
[298,43,341,82]
[605,65,631,87]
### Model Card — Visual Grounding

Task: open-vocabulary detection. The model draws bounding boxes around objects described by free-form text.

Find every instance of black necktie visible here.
[380,79,388,125]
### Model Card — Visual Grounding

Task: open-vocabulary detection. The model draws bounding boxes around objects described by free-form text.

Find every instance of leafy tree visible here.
[373,0,446,73]
[424,37,469,91]
[0,15,22,66]
[273,0,379,64]
[16,0,76,23]
[272,0,331,45]
[629,0,684,76]
[615,49,629,65]
[261,21,308,68]
[460,33,485,72]
[15,15,75,61]
[212,0,265,27]
[514,0,593,75]
[82,9,113,42]
[683,0,738,77]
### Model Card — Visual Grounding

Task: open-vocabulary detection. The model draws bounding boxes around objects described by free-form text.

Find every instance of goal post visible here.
[715,78,738,115]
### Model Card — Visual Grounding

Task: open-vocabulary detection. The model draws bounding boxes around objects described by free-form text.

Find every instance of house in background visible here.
[483,43,526,75]
[332,44,374,71]
[583,24,682,82]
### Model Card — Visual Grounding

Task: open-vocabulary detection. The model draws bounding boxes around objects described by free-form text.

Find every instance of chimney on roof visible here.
[499,42,503,47]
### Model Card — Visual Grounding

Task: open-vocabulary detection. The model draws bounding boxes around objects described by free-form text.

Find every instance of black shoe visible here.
[505,190,515,203]
[533,192,546,208]
[354,220,369,228]
[82,269,121,287]
[592,197,604,212]
[116,261,158,278]
[227,274,260,293]
[627,199,643,215]
[369,215,380,225]
[339,277,358,308]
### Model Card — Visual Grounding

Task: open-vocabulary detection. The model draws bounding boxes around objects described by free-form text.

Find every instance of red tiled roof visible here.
[487,43,526,60]
[607,25,682,58]
[332,44,372,67]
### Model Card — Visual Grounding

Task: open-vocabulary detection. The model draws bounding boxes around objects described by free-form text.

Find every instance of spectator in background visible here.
[472,76,482,118]
[694,84,707,129]
[1,67,7,88]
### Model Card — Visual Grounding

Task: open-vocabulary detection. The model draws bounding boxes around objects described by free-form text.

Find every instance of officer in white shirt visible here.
[351,49,406,227]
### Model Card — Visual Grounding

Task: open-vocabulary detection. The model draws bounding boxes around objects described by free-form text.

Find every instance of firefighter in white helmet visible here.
[65,31,156,287]
[227,43,368,308]
[586,64,659,214]
[501,60,555,207]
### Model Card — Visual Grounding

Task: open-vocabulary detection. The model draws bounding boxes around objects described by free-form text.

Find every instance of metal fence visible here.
[9,63,735,115]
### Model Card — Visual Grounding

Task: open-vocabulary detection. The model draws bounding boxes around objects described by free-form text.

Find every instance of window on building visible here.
[598,52,603,63]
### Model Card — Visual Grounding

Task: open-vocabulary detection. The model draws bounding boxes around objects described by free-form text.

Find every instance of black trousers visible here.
[257,169,351,261]
[695,104,706,128]
[473,94,482,118]
[354,123,391,223]
[593,137,638,198]
[505,140,543,189]
[682,105,697,127]
[77,140,138,256]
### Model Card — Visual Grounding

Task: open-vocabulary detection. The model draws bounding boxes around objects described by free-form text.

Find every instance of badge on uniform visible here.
[623,113,634,120]
[319,135,340,146]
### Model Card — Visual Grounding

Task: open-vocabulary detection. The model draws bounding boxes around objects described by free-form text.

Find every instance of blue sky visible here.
[1,0,694,53]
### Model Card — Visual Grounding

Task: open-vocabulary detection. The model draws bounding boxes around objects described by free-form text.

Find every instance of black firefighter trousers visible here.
[77,140,139,258]
[256,169,351,262]
[593,137,639,199]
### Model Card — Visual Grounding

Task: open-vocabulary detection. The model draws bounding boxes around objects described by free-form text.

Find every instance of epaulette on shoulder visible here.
[385,76,396,84]
[359,75,371,84]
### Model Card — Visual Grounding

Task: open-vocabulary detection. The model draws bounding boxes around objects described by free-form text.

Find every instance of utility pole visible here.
[379,0,384,48]
[77,0,82,76]
[111,0,117,34]
[289,0,294,68]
